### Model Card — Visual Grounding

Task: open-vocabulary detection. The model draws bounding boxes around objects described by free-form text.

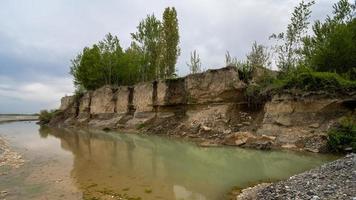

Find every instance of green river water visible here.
[0,121,338,200]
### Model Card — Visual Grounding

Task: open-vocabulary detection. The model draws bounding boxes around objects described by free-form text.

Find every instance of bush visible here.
[271,68,356,93]
[327,116,356,153]
[38,109,61,124]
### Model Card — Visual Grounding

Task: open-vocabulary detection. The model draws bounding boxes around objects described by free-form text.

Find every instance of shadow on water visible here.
[38,126,337,200]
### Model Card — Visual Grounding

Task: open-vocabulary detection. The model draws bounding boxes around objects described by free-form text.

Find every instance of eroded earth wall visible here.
[54,66,356,152]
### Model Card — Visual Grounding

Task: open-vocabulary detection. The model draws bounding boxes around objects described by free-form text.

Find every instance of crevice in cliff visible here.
[88,92,92,119]
[152,81,158,113]
[128,86,135,115]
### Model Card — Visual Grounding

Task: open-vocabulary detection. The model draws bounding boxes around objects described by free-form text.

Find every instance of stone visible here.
[309,123,320,128]
[275,116,292,127]
[185,67,245,104]
[201,125,212,131]
[199,141,220,147]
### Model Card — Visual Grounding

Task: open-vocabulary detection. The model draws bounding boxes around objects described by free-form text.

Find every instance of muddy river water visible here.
[0,121,338,200]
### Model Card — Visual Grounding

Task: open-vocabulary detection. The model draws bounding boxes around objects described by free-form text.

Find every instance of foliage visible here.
[70,8,180,90]
[270,0,315,73]
[246,41,271,69]
[187,50,202,74]
[225,51,239,66]
[131,14,162,81]
[38,109,60,124]
[226,41,271,84]
[328,116,356,153]
[159,7,180,78]
[271,68,356,92]
[235,61,253,83]
[302,0,356,78]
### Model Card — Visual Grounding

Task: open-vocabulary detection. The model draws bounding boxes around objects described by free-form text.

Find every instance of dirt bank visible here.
[48,67,356,153]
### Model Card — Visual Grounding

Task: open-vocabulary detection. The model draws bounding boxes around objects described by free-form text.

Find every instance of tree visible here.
[159,7,180,78]
[187,50,201,74]
[270,0,315,73]
[131,14,162,81]
[246,41,271,68]
[70,45,103,90]
[98,33,123,85]
[302,0,356,79]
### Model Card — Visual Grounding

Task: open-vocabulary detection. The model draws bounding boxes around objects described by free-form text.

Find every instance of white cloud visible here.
[0,76,73,113]
[0,0,341,113]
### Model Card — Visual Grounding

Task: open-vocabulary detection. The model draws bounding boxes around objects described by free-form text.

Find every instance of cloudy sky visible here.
[0,0,338,113]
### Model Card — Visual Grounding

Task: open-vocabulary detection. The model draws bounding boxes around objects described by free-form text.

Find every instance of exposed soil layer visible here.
[50,67,356,153]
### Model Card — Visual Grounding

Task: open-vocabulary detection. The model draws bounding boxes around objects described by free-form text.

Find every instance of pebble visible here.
[252,154,356,200]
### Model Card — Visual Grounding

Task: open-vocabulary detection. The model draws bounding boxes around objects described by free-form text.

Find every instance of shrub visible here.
[271,69,356,93]
[38,109,61,124]
[327,116,356,153]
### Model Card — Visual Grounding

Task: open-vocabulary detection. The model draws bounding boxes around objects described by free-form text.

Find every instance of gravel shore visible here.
[0,136,25,170]
[237,154,355,200]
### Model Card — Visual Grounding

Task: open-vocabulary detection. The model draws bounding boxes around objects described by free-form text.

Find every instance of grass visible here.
[271,70,356,93]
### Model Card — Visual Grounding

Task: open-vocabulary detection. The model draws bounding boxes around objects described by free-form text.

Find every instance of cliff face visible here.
[52,66,355,152]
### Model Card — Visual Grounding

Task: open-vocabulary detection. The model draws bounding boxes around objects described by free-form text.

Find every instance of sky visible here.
[0,0,339,113]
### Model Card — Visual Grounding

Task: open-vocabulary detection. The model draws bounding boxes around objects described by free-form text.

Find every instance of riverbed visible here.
[0,121,339,200]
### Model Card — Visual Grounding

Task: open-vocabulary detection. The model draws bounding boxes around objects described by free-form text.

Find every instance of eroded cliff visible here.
[51,66,356,152]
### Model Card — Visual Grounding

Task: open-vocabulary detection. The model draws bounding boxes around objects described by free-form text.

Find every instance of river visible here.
[0,121,338,200]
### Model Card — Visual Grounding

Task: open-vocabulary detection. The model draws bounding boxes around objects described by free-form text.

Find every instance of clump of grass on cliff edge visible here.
[327,116,356,153]
[267,67,356,94]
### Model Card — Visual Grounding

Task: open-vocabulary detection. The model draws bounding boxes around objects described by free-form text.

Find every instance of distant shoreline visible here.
[0,115,38,123]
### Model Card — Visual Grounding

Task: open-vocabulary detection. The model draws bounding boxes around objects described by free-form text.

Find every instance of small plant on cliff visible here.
[327,115,356,153]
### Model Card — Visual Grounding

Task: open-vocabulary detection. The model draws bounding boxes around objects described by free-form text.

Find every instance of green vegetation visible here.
[38,110,61,124]
[328,116,356,153]
[303,0,356,78]
[70,7,180,91]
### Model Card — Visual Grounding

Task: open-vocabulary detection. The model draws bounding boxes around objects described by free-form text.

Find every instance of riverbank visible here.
[236,153,355,200]
[0,136,25,171]
[0,115,38,123]
[47,67,355,153]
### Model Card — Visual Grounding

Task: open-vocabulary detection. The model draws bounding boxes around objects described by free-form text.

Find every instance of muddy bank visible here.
[49,66,356,153]
[235,154,355,200]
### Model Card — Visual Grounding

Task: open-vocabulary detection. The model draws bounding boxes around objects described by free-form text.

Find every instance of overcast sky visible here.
[0,0,339,113]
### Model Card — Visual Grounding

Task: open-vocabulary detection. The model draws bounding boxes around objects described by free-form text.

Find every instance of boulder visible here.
[185,67,245,104]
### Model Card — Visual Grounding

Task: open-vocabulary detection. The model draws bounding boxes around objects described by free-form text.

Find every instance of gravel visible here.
[255,153,356,200]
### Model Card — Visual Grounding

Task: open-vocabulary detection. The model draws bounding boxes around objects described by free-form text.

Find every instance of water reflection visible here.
[39,127,335,200]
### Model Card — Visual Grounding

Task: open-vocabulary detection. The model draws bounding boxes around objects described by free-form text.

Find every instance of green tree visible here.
[270,0,315,73]
[131,14,162,81]
[159,7,180,78]
[98,33,123,85]
[302,0,356,79]
[187,50,201,74]
[70,45,103,90]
